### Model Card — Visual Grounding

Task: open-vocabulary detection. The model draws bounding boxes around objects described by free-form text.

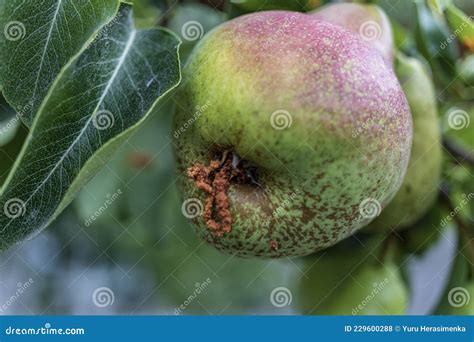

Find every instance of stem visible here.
[443,137,474,166]
[378,234,399,263]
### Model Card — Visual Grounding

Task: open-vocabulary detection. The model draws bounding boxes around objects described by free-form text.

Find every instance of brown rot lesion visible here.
[187,149,260,236]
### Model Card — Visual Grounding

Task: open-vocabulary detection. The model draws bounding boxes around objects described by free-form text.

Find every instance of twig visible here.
[443,137,474,166]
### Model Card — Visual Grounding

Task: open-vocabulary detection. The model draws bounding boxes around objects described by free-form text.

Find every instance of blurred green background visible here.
[0,0,472,315]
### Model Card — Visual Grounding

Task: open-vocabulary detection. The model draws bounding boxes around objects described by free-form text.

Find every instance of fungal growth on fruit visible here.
[187,151,253,235]
[174,11,412,258]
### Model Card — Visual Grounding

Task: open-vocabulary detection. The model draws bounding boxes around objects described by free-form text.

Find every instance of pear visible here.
[173,11,412,257]
[369,54,442,231]
[312,2,394,66]
[297,238,408,315]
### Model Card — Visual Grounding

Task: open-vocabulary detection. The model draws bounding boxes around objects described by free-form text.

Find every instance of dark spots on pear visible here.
[173,11,412,258]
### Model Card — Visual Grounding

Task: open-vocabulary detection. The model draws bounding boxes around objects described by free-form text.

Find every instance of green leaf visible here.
[428,0,451,14]
[414,0,459,85]
[445,3,474,51]
[0,3,181,251]
[229,0,319,16]
[0,0,120,126]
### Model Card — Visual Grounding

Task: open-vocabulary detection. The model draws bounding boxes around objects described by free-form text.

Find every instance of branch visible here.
[443,137,474,166]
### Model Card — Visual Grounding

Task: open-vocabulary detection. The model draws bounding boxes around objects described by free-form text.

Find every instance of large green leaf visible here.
[0,4,181,251]
[0,0,119,126]
[414,0,459,85]
[445,3,474,50]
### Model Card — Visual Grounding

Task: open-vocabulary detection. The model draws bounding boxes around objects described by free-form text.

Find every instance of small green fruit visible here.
[297,240,408,315]
[368,54,442,231]
[174,11,412,257]
[401,205,444,255]
[312,3,394,66]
